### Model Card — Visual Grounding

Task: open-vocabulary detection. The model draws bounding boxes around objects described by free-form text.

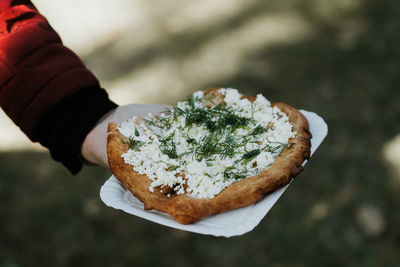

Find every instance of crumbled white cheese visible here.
[224,88,241,105]
[118,88,295,199]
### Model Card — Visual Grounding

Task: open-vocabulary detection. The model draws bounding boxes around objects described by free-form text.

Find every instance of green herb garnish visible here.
[168,165,179,172]
[241,149,262,165]
[122,138,144,151]
[159,132,178,159]
[242,149,261,160]
[266,143,289,154]
[248,125,265,136]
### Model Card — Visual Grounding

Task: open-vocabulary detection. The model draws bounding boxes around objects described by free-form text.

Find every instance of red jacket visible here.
[0,0,117,173]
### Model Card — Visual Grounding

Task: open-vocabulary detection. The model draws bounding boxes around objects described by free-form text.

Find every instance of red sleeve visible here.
[0,0,100,136]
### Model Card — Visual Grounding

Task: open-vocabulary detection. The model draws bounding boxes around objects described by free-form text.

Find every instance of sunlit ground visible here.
[1,0,399,266]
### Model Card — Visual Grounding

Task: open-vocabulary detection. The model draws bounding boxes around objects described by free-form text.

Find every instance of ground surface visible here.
[1,0,399,266]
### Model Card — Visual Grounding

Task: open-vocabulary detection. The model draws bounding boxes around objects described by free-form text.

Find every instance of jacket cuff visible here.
[32,86,118,174]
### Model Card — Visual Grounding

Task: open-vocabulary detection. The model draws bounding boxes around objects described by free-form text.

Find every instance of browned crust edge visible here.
[107,88,312,224]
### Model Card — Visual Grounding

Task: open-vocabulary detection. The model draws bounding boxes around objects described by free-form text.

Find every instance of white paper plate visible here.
[100,110,328,237]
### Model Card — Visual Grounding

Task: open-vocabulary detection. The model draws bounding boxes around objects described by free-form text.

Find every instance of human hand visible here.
[81,104,168,168]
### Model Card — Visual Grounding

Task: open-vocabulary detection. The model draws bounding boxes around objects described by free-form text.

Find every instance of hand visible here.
[81,104,168,168]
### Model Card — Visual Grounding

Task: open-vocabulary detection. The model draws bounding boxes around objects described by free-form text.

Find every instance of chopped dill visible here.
[242,149,261,160]
[144,118,156,127]
[266,143,289,154]
[187,95,196,108]
[186,137,197,144]
[241,149,261,165]
[122,138,144,151]
[195,133,223,161]
[223,167,249,180]
[168,165,179,172]
[159,132,178,159]
[248,125,265,136]
[185,108,209,127]
[172,107,185,122]
[181,96,254,133]
[218,112,250,131]
[220,132,237,158]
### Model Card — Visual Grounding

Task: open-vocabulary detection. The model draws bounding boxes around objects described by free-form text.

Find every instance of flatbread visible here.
[107,88,311,224]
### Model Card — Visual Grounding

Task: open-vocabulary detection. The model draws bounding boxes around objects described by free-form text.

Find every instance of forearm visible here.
[0,0,117,173]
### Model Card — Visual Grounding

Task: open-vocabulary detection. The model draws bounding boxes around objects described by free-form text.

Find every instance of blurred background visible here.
[1,0,399,266]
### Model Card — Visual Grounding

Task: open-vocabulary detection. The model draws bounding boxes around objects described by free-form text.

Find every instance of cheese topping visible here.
[118,88,295,199]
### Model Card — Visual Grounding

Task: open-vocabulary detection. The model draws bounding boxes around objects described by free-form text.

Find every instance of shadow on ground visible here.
[1,0,400,266]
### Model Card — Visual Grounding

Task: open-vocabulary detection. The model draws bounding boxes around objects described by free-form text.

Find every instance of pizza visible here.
[107,88,312,224]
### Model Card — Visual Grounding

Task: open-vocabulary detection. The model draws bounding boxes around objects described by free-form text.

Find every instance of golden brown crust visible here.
[107,88,311,224]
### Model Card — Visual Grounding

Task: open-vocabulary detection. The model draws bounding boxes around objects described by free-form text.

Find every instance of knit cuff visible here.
[32,86,118,174]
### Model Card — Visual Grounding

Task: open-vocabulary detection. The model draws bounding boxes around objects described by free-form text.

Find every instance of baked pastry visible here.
[107,88,311,224]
